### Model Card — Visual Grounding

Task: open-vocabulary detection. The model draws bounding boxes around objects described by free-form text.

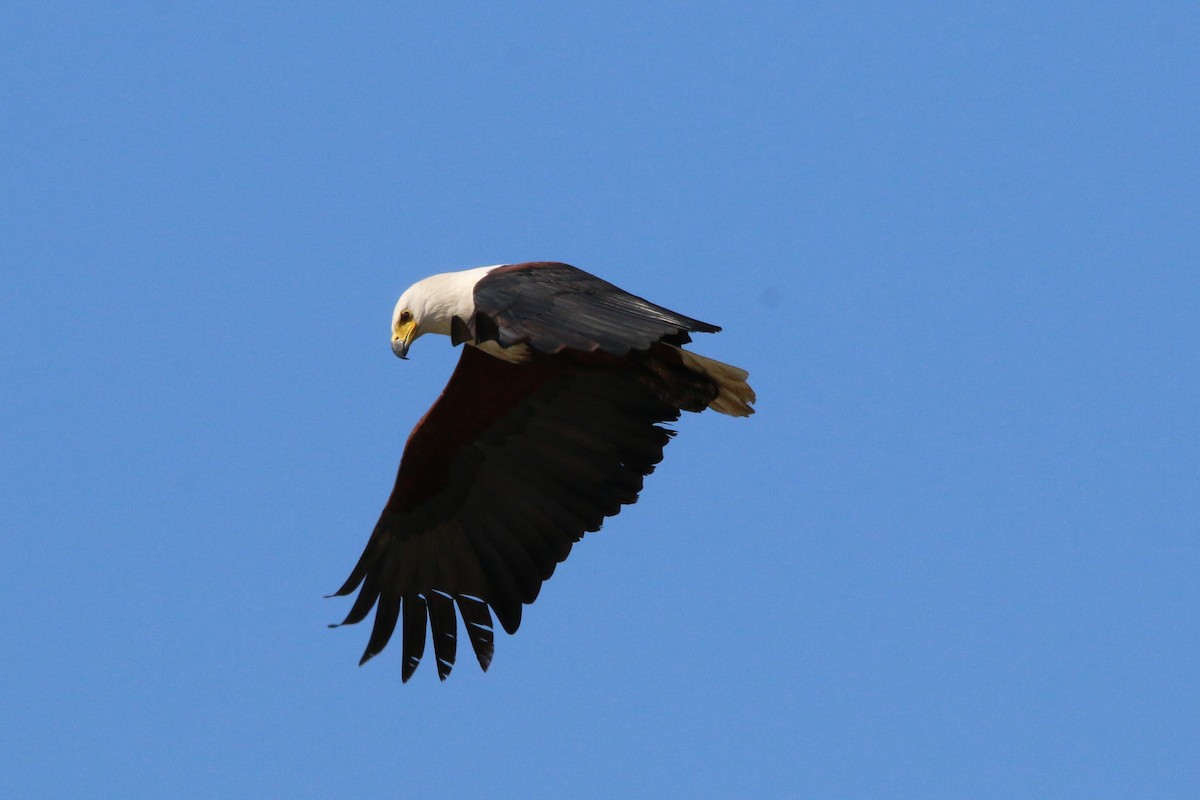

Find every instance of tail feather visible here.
[675,348,756,417]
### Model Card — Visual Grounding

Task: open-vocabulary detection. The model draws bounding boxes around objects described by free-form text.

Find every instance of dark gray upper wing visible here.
[469,262,720,355]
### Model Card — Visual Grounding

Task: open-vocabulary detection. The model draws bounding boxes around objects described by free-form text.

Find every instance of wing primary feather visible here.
[457,595,495,671]
[400,594,428,682]
[444,523,491,599]
[468,532,525,634]
[426,526,462,596]
[360,591,400,665]
[331,513,397,597]
[450,499,525,634]
[427,591,458,680]
[338,572,381,627]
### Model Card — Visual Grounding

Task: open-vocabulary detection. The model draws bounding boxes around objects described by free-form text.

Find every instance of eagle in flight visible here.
[331,262,755,681]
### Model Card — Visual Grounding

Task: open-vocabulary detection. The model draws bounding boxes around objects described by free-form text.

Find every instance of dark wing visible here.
[469,262,720,355]
[332,345,680,681]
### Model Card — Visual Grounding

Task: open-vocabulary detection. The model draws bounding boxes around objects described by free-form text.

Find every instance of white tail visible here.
[676,348,756,417]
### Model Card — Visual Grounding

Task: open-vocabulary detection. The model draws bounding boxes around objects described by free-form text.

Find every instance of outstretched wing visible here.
[469,262,721,355]
[332,345,679,681]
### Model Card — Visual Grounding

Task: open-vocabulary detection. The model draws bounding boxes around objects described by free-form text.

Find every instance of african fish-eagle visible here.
[331,261,755,681]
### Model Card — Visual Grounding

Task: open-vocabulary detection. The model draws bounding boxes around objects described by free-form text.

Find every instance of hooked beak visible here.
[392,319,417,359]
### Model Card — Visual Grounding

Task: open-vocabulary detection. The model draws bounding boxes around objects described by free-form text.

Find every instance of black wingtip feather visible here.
[400,595,428,682]
[427,591,459,681]
[360,592,400,666]
[339,573,382,627]
[457,596,495,671]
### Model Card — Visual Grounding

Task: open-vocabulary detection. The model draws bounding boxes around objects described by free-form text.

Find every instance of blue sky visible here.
[2,3,1197,797]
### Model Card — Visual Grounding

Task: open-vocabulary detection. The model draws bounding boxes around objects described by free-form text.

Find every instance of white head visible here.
[391,265,499,358]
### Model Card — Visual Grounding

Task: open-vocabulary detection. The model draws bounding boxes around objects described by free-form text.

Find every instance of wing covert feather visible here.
[471,262,720,355]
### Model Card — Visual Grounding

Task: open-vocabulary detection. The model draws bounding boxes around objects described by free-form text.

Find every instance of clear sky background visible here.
[2,3,1197,798]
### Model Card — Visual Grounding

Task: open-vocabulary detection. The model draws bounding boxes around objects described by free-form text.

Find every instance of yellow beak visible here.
[392,319,417,359]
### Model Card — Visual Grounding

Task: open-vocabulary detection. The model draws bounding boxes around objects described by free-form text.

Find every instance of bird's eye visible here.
[399,310,413,323]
